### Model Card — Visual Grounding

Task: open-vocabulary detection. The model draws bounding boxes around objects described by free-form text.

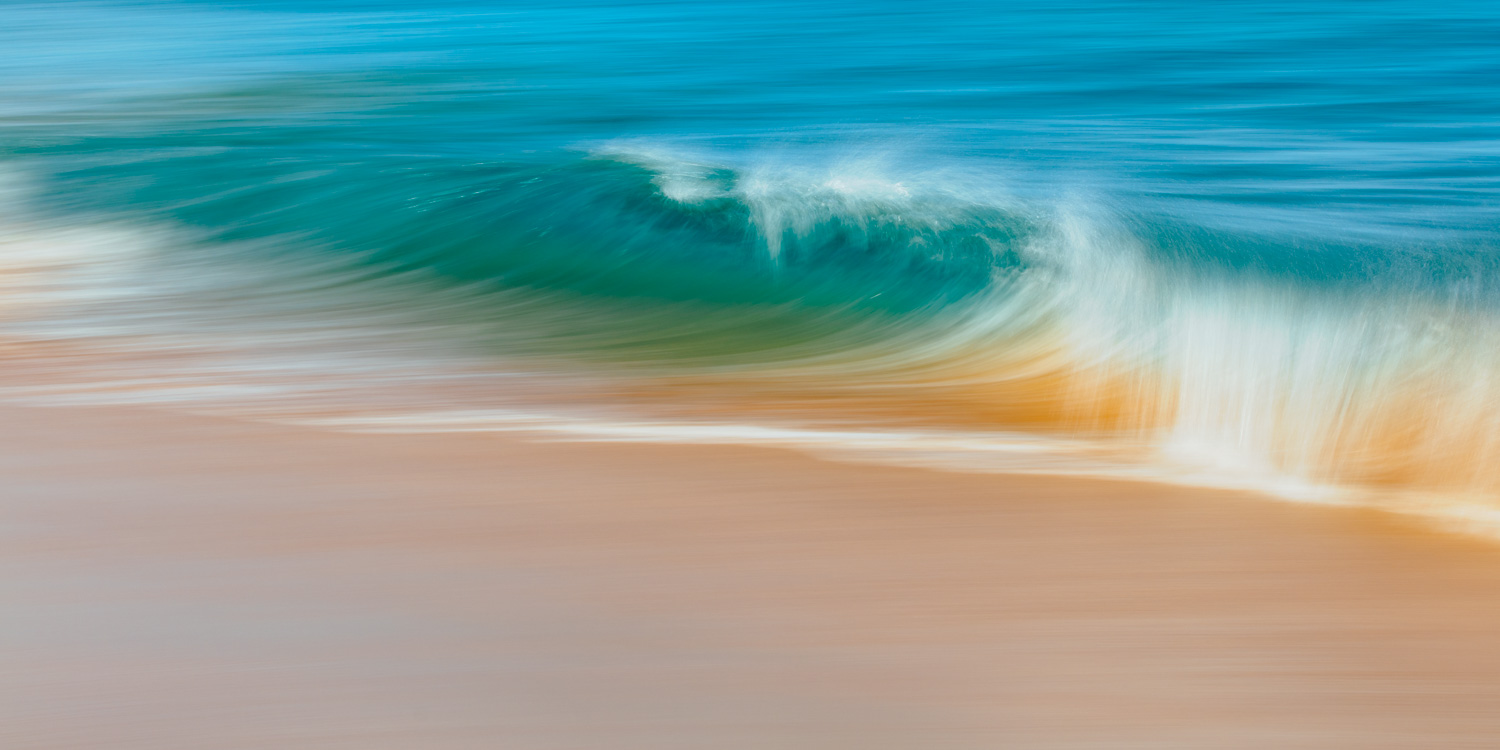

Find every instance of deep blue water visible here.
[7,1,1499,234]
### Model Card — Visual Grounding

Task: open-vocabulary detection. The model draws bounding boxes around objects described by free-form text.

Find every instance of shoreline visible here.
[6,400,1500,747]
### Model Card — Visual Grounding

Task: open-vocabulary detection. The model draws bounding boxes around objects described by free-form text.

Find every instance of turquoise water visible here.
[5,1,1500,503]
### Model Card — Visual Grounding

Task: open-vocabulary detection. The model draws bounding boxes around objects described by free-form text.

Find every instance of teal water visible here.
[4,1,1500,506]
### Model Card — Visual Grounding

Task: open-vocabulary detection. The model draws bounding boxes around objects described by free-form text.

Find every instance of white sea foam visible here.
[0,168,155,325]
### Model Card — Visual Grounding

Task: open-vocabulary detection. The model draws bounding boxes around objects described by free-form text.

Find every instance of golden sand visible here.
[4,402,1500,748]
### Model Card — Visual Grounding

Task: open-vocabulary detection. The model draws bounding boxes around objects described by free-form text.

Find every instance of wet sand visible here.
[4,402,1500,749]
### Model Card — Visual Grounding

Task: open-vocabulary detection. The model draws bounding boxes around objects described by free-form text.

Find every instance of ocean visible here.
[4,0,1500,525]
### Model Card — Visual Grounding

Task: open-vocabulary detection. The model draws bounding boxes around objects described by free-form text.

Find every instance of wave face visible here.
[6,1,1500,517]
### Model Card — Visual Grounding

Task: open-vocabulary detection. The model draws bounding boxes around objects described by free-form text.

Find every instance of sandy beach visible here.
[4,401,1500,749]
